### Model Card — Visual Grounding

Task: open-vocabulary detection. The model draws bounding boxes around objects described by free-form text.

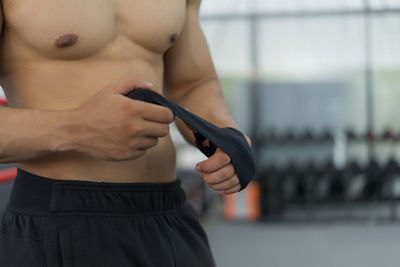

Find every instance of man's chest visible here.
[2,0,187,57]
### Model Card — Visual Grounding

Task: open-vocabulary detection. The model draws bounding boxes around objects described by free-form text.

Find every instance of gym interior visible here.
[1,0,400,266]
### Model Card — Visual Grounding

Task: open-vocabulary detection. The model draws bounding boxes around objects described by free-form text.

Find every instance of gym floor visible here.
[203,197,400,267]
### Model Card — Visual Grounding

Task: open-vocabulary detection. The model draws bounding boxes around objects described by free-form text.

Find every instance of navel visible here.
[170,33,179,43]
[55,34,79,48]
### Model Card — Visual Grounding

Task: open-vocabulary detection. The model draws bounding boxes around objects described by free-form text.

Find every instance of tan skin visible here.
[0,0,250,195]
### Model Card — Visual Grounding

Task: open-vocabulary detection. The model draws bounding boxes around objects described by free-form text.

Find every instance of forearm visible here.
[171,78,250,146]
[0,107,75,163]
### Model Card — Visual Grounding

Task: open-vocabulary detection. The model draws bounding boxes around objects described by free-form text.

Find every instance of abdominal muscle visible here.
[3,55,178,183]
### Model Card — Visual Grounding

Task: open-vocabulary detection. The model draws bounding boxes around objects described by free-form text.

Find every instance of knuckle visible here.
[221,168,232,179]
[110,153,126,162]
[137,149,147,157]
[130,103,142,114]
[149,138,159,147]
[229,178,237,187]
[203,176,211,184]
[120,128,131,140]
[162,108,174,122]
[210,184,221,190]
[129,124,143,135]
[127,103,137,113]
[120,104,131,116]
[119,150,133,160]
[161,125,170,136]
[103,155,117,162]
[201,173,211,182]
[128,139,139,149]
[121,104,138,117]
[219,153,230,165]
[226,186,240,194]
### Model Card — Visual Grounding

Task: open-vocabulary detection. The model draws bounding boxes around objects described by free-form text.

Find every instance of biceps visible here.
[163,5,217,100]
[166,28,214,80]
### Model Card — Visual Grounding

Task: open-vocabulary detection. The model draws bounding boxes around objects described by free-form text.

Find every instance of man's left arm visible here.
[164,0,250,195]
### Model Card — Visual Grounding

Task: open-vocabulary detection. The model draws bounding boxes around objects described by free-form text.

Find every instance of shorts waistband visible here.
[7,168,186,215]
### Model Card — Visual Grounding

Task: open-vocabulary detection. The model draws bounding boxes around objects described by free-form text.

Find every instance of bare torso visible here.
[0,0,187,182]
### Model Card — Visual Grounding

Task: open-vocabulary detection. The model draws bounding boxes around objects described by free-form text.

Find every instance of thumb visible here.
[108,76,153,95]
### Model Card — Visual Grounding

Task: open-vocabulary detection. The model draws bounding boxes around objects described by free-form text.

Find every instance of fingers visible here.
[109,76,153,95]
[196,149,231,173]
[222,183,241,195]
[136,121,170,138]
[197,152,241,195]
[134,101,175,124]
[135,137,159,150]
[106,76,174,124]
[202,167,241,194]
[201,164,237,187]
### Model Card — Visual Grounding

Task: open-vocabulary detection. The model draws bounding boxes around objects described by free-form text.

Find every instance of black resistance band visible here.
[126,89,255,191]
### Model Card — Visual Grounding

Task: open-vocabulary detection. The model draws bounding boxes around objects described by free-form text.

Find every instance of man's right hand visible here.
[62,76,175,161]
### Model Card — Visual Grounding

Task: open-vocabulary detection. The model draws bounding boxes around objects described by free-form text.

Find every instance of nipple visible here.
[170,33,179,43]
[55,34,79,48]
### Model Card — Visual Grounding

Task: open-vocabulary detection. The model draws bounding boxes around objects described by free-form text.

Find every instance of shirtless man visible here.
[0,0,250,266]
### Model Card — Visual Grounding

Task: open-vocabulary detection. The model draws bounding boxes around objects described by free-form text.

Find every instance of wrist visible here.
[49,108,83,153]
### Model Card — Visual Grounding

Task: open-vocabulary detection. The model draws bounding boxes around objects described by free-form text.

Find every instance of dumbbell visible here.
[362,158,383,200]
[365,129,376,143]
[345,128,358,141]
[382,128,396,141]
[281,162,299,202]
[299,129,314,144]
[382,158,400,199]
[319,130,334,143]
[315,161,335,202]
[328,168,345,202]
[259,164,284,216]
[283,129,297,144]
[303,161,320,203]
[345,160,366,200]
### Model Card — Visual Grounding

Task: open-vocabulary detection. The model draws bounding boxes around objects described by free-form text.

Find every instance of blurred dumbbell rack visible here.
[254,128,400,223]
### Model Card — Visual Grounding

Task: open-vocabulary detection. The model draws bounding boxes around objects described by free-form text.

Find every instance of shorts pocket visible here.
[58,227,73,267]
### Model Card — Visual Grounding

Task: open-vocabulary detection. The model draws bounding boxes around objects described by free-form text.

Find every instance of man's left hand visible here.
[195,135,251,195]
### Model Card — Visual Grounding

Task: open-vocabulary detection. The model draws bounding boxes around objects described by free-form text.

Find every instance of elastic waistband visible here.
[7,168,186,215]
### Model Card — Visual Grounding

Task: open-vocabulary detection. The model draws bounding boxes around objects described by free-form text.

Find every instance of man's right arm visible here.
[0,77,175,163]
[0,3,60,162]
[0,108,77,162]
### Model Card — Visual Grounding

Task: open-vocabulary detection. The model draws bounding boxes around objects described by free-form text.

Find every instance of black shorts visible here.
[0,169,216,267]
